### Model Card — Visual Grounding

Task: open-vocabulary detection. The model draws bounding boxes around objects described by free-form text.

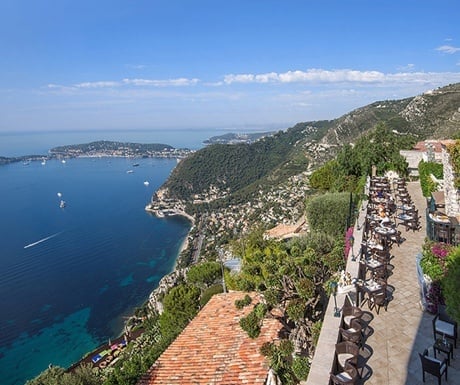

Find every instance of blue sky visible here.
[1,0,460,133]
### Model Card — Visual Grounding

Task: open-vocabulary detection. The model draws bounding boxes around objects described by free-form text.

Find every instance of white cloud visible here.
[46,77,200,92]
[222,68,460,86]
[75,81,120,89]
[122,78,199,87]
[436,45,460,54]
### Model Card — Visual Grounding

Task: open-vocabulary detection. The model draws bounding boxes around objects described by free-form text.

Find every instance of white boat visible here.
[41,159,46,165]
[143,181,149,186]
[126,170,134,174]
[59,200,66,208]
[61,159,66,164]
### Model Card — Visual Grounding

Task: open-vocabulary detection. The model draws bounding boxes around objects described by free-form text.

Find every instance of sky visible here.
[1,0,460,134]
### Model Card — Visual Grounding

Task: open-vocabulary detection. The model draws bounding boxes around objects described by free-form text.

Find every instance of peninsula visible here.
[0,140,194,165]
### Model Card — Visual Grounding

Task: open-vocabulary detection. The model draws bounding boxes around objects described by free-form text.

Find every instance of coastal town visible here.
[48,140,193,159]
[0,140,194,166]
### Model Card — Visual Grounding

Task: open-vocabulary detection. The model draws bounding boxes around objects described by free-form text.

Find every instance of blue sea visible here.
[0,129,232,385]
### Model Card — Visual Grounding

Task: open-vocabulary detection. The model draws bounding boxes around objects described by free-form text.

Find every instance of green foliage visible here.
[25,364,100,385]
[291,356,310,381]
[159,284,200,337]
[306,192,350,238]
[165,127,310,201]
[239,303,267,338]
[187,261,222,287]
[286,298,306,322]
[442,246,460,323]
[235,294,252,309]
[25,366,66,385]
[311,123,412,194]
[420,241,450,282]
[309,160,340,191]
[260,340,298,385]
[200,284,224,307]
[310,320,323,347]
[418,160,443,197]
[103,320,173,385]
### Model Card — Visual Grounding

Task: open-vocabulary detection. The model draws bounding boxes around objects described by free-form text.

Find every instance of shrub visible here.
[306,192,351,238]
[421,241,451,281]
[310,320,323,348]
[291,356,310,381]
[234,294,252,309]
[200,284,223,307]
[239,303,267,338]
[442,246,460,322]
[187,261,222,287]
[418,160,443,197]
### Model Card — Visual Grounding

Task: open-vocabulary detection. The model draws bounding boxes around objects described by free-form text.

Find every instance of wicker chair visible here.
[335,341,360,369]
[433,305,458,348]
[339,319,363,347]
[342,306,363,328]
[330,362,359,385]
[368,285,391,314]
[419,349,448,385]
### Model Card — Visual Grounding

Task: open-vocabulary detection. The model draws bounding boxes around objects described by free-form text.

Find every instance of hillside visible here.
[321,82,460,145]
[155,82,460,212]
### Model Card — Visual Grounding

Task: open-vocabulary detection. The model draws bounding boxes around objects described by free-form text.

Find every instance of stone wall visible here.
[441,146,460,216]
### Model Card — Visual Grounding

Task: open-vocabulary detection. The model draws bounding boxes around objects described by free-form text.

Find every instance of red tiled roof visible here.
[413,140,456,152]
[137,291,284,385]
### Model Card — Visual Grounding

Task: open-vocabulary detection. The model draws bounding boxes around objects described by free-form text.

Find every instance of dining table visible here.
[357,279,383,306]
[364,258,384,279]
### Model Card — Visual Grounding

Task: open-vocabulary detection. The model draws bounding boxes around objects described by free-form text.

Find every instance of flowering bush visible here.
[421,241,452,282]
[420,240,452,313]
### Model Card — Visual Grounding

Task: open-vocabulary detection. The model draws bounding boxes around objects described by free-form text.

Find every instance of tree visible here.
[186,261,222,288]
[159,284,201,337]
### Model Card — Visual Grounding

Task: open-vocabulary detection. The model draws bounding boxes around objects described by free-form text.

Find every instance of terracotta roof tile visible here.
[137,291,283,385]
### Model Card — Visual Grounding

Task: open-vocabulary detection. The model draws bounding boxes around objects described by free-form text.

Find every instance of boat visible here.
[143,181,150,186]
[41,159,46,165]
[126,170,134,174]
[133,163,140,167]
[59,200,66,208]
[61,159,66,164]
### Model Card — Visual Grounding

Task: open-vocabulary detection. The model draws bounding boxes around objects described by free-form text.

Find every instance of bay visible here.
[0,156,191,385]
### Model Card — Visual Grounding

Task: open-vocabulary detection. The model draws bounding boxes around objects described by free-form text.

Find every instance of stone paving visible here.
[358,181,459,385]
[306,181,459,385]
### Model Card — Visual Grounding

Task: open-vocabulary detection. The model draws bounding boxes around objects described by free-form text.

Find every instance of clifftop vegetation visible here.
[158,83,460,214]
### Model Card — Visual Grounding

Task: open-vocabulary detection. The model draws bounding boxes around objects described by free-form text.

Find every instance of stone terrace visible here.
[306,181,459,385]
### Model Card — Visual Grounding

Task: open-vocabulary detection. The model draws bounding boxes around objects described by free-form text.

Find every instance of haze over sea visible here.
[0,129,230,385]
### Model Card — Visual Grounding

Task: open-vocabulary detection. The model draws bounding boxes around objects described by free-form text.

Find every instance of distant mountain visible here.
[155,83,460,209]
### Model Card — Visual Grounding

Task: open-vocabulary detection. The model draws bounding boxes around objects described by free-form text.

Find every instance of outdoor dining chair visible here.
[330,362,359,385]
[419,348,448,385]
[339,318,364,347]
[335,341,360,369]
[433,305,458,348]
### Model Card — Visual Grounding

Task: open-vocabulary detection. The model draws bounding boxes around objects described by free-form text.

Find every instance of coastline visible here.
[65,204,195,375]
[145,203,196,225]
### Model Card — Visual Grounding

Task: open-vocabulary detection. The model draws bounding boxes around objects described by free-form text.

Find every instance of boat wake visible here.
[24,232,62,249]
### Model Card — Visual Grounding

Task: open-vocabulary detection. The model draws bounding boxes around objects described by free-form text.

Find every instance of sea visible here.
[0,128,232,385]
